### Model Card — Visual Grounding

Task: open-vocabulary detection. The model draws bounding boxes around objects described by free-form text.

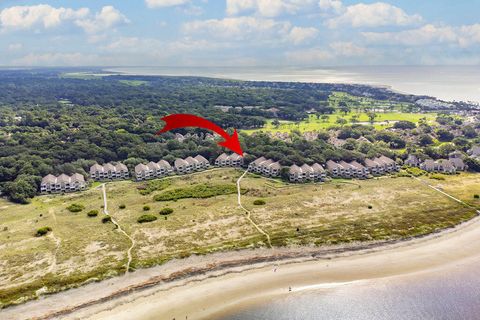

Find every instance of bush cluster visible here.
[143,205,151,211]
[159,208,174,215]
[102,216,112,223]
[119,204,126,209]
[87,210,99,217]
[36,226,52,237]
[67,203,85,212]
[253,199,266,205]
[153,184,243,202]
[138,214,158,223]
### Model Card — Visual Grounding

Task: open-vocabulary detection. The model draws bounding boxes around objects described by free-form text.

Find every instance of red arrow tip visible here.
[218,130,244,156]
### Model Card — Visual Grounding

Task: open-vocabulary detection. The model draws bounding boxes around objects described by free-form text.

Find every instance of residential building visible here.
[89,162,129,181]
[468,146,480,159]
[135,160,174,181]
[194,155,210,169]
[174,158,190,174]
[449,158,466,171]
[248,157,267,173]
[364,159,384,175]
[326,160,342,177]
[289,163,326,182]
[405,154,420,167]
[350,161,369,179]
[40,173,86,193]
[339,161,355,178]
[215,153,244,167]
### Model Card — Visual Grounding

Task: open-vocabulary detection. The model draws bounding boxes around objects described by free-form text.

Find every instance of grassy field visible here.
[243,112,437,134]
[0,169,478,307]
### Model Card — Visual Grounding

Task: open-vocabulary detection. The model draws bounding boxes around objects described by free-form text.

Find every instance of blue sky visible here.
[1,0,480,66]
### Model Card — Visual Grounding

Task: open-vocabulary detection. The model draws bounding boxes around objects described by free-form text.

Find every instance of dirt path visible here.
[47,209,61,274]
[414,177,480,214]
[236,169,272,248]
[101,184,136,274]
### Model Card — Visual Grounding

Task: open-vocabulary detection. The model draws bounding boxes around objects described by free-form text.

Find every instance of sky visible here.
[1,0,480,67]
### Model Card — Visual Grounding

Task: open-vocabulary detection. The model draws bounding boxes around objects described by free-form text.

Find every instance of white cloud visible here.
[287,26,318,44]
[226,0,316,17]
[0,5,89,30]
[75,6,129,34]
[329,41,368,56]
[362,24,480,47]
[318,0,343,13]
[145,0,189,8]
[184,16,314,45]
[7,43,23,51]
[326,2,422,28]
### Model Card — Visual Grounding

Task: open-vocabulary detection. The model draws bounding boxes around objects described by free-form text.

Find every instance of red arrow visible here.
[156,114,244,156]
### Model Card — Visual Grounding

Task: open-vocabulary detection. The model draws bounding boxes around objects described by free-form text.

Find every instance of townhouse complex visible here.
[40,144,479,194]
[40,173,86,193]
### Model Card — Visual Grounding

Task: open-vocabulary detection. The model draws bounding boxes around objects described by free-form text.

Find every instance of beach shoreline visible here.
[2,210,480,320]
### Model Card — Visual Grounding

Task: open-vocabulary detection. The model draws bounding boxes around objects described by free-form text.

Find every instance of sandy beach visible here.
[1,209,480,320]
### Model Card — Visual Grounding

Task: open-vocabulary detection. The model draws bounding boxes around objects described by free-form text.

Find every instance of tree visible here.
[336,117,347,126]
[419,134,434,146]
[393,121,416,130]
[436,128,454,142]
[272,119,281,128]
[320,114,330,123]
[350,114,359,124]
[367,112,377,124]
[3,174,39,204]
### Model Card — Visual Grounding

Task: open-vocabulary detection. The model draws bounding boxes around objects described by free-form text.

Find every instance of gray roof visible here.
[300,164,314,173]
[289,164,302,174]
[42,174,57,184]
[216,153,228,161]
[423,159,435,170]
[115,163,128,171]
[158,160,171,169]
[252,157,267,166]
[339,161,354,170]
[469,146,480,156]
[175,158,188,167]
[194,155,208,163]
[449,158,465,168]
[311,163,325,173]
[378,155,395,164]
[228,153,243,161]
[103,163,115,171]
[135,163,149,174]
[185,156,199,165]
[90,163,103,174]
[71,173,85,183]
[326,160,341,170]
[147,161,160,170]
[269,162,281,170]
[57,174,70,184]
[350,161,365,170]
[365,159,381,167]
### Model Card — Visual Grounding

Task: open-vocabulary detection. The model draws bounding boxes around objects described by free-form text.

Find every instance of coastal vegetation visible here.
[0,169,479,308]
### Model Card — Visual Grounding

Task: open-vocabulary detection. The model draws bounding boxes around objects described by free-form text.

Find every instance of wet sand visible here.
[2,211,480,320]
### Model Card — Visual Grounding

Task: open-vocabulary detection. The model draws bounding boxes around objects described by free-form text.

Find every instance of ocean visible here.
[217,262,480,320]
[105,65,480,103]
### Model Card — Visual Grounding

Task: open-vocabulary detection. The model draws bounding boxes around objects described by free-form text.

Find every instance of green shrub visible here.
[159,208,174,215]
[430,174,446,180]
[102,216,112,224]
[153,184,243,202]
[87,210,99,217]
[143,205,151,211]
[474,194,480,199]
[119,204,126,209]
[368,205,373,209]
[36,226,52,237]
[137,214,158,223]
[138,179,172,195]
[67,203,85,212]
[253,199,266,205]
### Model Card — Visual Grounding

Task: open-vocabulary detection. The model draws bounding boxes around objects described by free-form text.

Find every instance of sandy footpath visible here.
[3,213,480,320]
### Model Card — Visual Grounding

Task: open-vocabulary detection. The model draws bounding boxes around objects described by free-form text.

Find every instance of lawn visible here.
[243,111,437,134]
[0,169,477,308]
